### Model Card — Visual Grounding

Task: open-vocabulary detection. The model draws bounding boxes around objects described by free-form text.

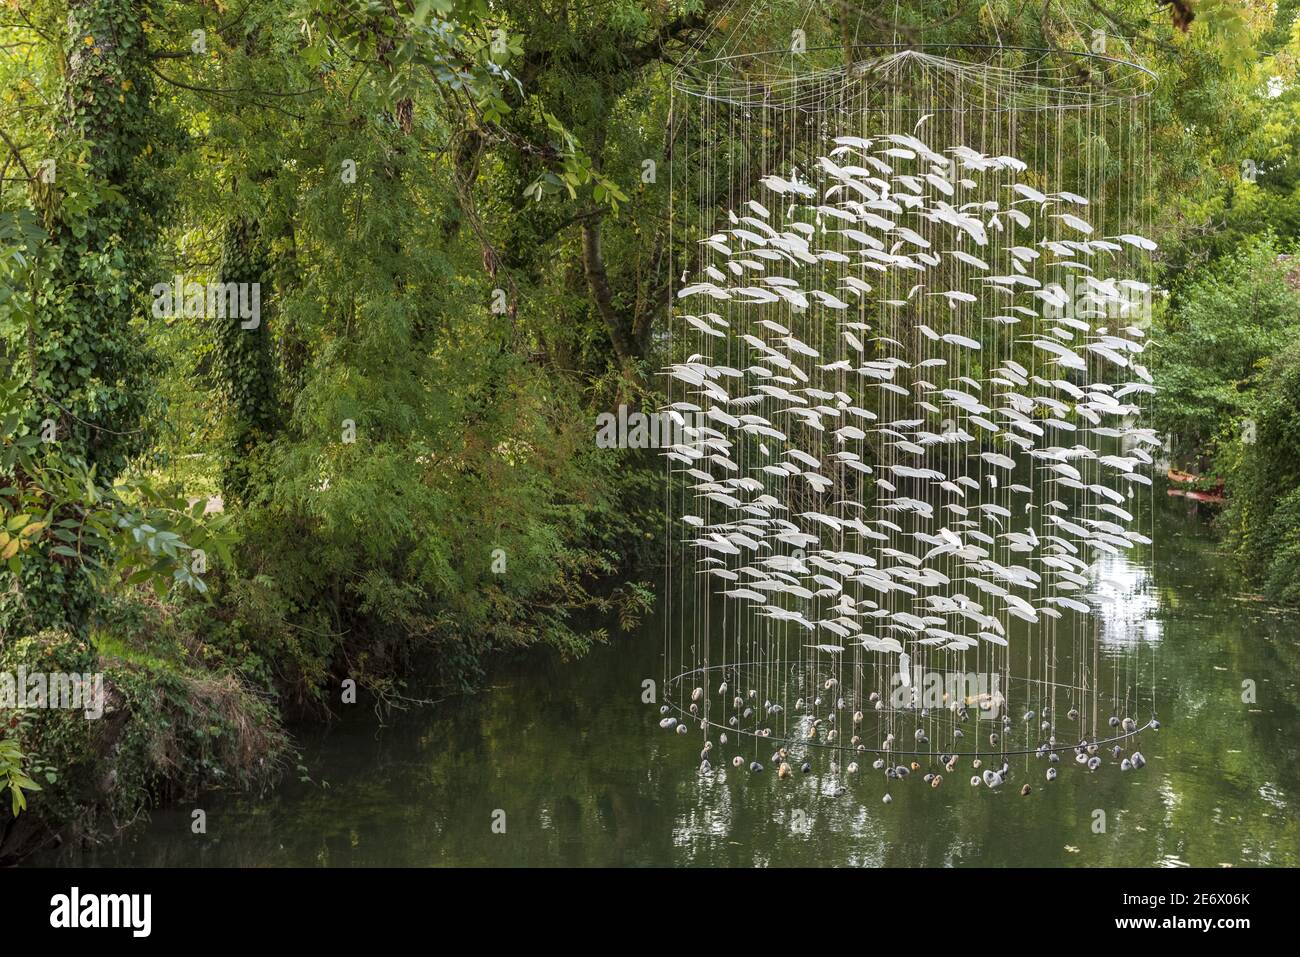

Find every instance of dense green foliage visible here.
[1152,236,1300,467]
[0,0,1296,856]
[1223,337,1300,602]
[1141,4,1300,605]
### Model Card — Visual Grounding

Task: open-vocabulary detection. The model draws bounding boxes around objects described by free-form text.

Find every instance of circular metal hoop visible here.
[664,661,1156,759]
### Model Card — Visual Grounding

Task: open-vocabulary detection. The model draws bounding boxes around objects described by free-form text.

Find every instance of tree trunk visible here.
[214,217,278,506]
[3,0,158,636]
[39,0,156,471]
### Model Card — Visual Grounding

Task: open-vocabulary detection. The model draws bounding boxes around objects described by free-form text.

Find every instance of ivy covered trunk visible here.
[41,0,156,467]
[213,216,277,507]
[3,0,159,635]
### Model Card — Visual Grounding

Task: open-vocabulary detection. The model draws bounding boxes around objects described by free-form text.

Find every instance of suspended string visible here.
[663,35,1157,789]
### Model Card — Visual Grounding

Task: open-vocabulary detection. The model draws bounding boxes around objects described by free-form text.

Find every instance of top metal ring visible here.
[673,44,1156,112]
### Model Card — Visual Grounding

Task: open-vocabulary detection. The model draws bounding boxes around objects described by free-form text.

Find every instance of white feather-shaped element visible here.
[1054,212,1094,235]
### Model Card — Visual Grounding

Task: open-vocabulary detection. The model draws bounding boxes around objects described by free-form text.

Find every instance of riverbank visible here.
[1,490,658,864]
[26,490,1300,868]
[0,625,288,865]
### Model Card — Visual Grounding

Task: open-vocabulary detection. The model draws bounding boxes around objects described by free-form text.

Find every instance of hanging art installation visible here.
[656,19,1161,802]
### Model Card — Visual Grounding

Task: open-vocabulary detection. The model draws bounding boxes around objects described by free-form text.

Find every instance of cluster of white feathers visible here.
[665,128,1157,660]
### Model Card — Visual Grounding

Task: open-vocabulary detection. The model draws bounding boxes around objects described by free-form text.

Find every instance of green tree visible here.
[1151,235,1300,468]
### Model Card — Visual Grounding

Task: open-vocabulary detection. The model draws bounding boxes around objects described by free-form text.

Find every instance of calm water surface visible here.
[35,491,1300,866]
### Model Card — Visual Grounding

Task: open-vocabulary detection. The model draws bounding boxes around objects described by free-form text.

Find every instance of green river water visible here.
[32,490,1300,867]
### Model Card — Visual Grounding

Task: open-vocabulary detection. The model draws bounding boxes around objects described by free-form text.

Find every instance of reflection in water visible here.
[29,488,1300,867]
[1091,547,1162,647]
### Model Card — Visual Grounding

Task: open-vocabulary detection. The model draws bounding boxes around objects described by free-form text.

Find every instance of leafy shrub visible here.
[1221,334,1300,599]
[1151,235,1300,469]
[0,626,286,853]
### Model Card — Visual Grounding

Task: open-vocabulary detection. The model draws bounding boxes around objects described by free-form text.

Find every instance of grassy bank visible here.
[0,625,287,864]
